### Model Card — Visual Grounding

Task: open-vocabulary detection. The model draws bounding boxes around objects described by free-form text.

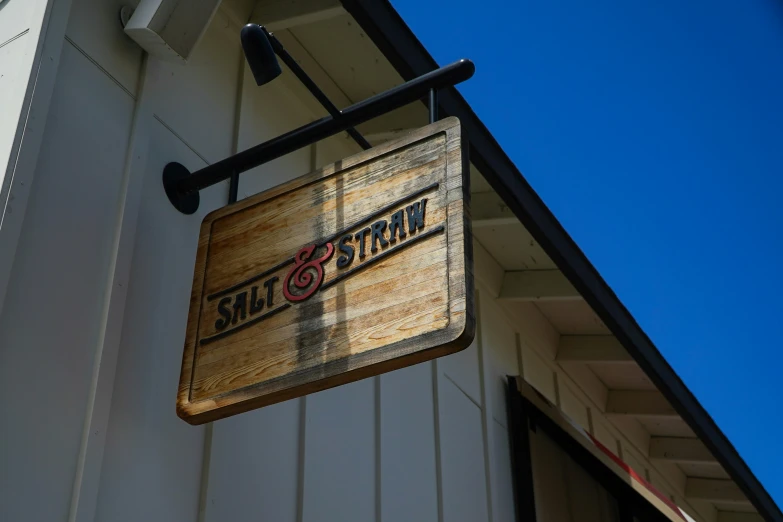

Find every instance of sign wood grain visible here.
[177,117,474,424]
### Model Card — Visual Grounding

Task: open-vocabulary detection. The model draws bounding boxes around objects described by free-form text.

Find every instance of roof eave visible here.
[339,0,782,519]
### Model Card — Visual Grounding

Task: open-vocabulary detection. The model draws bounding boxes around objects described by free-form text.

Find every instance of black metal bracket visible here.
[267,30,372,152]
[164,162,201,214]
[163,58,474,214]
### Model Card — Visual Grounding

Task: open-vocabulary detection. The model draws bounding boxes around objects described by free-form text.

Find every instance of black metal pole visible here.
[171,59,474,197]
[228,171,239,203]
[268,32,372,151]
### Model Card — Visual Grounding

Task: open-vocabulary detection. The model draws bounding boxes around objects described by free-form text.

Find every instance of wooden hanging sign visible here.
[177,117,474,424]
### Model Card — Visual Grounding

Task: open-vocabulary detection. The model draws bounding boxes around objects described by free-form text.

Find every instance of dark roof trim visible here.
[341,1,782,520]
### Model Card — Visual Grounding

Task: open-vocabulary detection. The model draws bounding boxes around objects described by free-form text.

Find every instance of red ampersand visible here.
[283,243,334,302]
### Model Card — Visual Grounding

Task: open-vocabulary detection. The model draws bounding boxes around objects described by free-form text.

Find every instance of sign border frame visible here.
[176,117,474,424]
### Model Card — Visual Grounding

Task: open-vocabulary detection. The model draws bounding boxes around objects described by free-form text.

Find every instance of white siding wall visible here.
[0,0,67,316]
[0,24,136,522]
[496,294,717,522]
[0,3,518,520]
[0,0,40,175]
[0,4,717,522]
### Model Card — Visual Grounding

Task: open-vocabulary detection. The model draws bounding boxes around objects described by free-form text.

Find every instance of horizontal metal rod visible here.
[429,88,438,124]
[175,59,475,196]
[269,32,371,150]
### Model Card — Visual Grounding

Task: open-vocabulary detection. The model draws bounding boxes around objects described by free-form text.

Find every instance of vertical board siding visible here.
[478,294,519,428]
[315,133,362,168]
[508,293,709,520]
[478,291,521,522]
[87,9,243,522]
[490,420,516,522]
[558,382,591,432]
[0,4,718,522]
[438,376,490,522]
[205,400,301,522]
[65,0,143,96]
[609,416,651,454]
[0,33,30,184]
[440,335,482,405]
[302,380,376,522]
[201,31,312,522]
[0,42,134,522]
[0,0,40,176]
[478,291,520,522]
[593,418,621,457]
[199,35,309,522]
[507,301,559,359]
[235,62,315,197]
[146,22,241,165]
[0,0,65,317]
[93,121,227,522]
[621,442,650,482]
[522,347,557,404]
[200,15,380,522]
[0,0,36,41]
[380,364,439,522]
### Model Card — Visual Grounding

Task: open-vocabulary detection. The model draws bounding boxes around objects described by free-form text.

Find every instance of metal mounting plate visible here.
[163,162,200,215]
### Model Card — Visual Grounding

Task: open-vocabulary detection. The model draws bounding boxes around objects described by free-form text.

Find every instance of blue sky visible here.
[391,0,783,507]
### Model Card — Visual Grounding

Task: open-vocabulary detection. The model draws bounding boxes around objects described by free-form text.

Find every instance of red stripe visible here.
[587,434,686,520]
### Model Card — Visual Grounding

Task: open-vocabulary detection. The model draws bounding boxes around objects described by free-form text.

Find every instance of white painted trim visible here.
[196,423,214,522]
[251,0,345,31]
[605,390,679,418]
[194,45,247,522]
[431,358,445,522]
[685,479,749,504]
[473,217,520,228]
[124,0,222,62]
[474,292,495,522]
[473,239,504,298]
[266,6,345,31]
[649,437,717,464]
[471,191,516,223]
[499,270,581,301]
[273,30,353,115]
[0,0,72,316]
[557,335,633,363]
[68,53,153,522]
[487,277,711,520]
